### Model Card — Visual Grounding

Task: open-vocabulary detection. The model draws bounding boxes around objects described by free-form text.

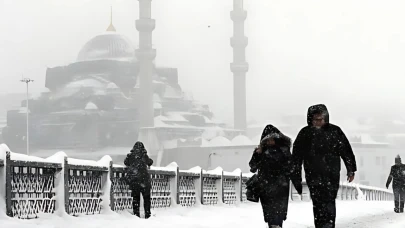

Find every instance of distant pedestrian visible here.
[124,141,153,218]
[292,104,357,228]
[249,125,302,228]
[386,155,405,213]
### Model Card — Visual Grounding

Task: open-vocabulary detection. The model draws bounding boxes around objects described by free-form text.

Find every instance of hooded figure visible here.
[291,104,357,228]
[249,125,301,228]
[124,141,154,218]
[386,155,405,213]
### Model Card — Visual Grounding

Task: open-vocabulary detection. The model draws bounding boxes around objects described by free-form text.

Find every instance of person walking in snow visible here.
[291,104,357,228]
[386,155,405,213]
[124,141,154,218]
[249,125,302,228]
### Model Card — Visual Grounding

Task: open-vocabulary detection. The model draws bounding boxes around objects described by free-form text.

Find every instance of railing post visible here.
[200,169,204,205]
[239,172,243,202]
[63,157,69,214]
[5,151,12,217]
[176,166,180,205]
[221,170,224,204]
[109,161,115,211]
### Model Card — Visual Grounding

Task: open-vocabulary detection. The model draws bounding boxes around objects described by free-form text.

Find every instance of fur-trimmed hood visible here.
[260,124,292,148]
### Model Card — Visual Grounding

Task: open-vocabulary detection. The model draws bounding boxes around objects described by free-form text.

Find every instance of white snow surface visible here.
[67,156,110,167]
[0,144,62,164]
[181,166,202,174]
[1,201,404,228]
[223,169,241,177]
[85,102,98,110]
[231,135,253,146]
[205,166,223,176]
[207,136,231,147]
[201,126,225,141]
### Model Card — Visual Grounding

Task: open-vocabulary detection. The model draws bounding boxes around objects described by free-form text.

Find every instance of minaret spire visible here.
[106,5,116,32]
[136,0,156,128]
[230,0,249,131]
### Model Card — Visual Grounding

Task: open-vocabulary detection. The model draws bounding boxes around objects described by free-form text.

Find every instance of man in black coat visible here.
[386,155,405,213]
[124,141,154,218]
[292,104,357,228]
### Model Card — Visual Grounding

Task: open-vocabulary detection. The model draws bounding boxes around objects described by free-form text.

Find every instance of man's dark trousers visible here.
[131,183,152,218]
[308,181,339,228]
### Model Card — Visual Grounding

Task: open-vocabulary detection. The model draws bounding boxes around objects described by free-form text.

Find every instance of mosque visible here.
[1,1,252,167]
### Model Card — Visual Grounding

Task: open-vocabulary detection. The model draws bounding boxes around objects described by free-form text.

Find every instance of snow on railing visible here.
[0,144,394,219]
[290,181,394,202]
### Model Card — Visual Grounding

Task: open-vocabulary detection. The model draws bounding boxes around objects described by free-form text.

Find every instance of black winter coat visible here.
[386,164,405,190]
[124,142,153,188]
[292,104,357,187]
[249,125,294,223]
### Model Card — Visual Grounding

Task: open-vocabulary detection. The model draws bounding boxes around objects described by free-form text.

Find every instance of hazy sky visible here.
[1,0,404,123]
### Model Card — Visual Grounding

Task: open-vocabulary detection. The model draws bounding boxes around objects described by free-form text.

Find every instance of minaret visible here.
[106,6,116,32]
[136,0,156,127]
[230,0,248,131]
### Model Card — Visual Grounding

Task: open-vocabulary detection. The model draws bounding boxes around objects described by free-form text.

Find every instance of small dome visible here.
[85,102,98,110]
[107,82,119,89]
[209,136,231,147]
[77,33,135,62]
[231,135,253,146]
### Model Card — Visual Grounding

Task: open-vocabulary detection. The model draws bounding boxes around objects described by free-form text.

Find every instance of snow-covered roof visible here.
[154,116,172,127]
[165,112,188,122]
[231,135,253,146]
[203,116,214,124]
[207,136,232,147]
[202,126,225,140]
[335,119,375,132]
[85,102,98,110]
[350,134,389,145]
[66,78,105,89]
[154,102,162,109]
[107,82,119,89]
[163,86,182,99]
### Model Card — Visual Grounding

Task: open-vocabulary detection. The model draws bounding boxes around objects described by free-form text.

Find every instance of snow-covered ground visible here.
[1,201,404,228]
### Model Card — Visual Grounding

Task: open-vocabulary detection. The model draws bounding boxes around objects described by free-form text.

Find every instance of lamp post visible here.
[20,77,33,155]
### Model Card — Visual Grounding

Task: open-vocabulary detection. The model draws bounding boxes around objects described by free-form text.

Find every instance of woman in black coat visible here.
[249,125,301,228]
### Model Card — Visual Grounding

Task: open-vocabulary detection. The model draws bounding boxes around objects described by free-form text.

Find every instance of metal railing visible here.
[0,151,394,219]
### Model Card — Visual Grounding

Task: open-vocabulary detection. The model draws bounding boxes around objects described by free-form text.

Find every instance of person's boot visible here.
[394,208,400,213]
[145,212,151,219]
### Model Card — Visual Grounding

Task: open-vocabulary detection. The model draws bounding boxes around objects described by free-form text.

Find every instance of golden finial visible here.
[106,5,116,32]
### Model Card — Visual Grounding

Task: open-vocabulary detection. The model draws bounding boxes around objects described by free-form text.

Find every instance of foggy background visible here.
[0,0,404,124]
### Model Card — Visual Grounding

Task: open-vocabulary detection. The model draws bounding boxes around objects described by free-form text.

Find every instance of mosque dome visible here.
[76,33,135,62]
[76,7,136,62]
